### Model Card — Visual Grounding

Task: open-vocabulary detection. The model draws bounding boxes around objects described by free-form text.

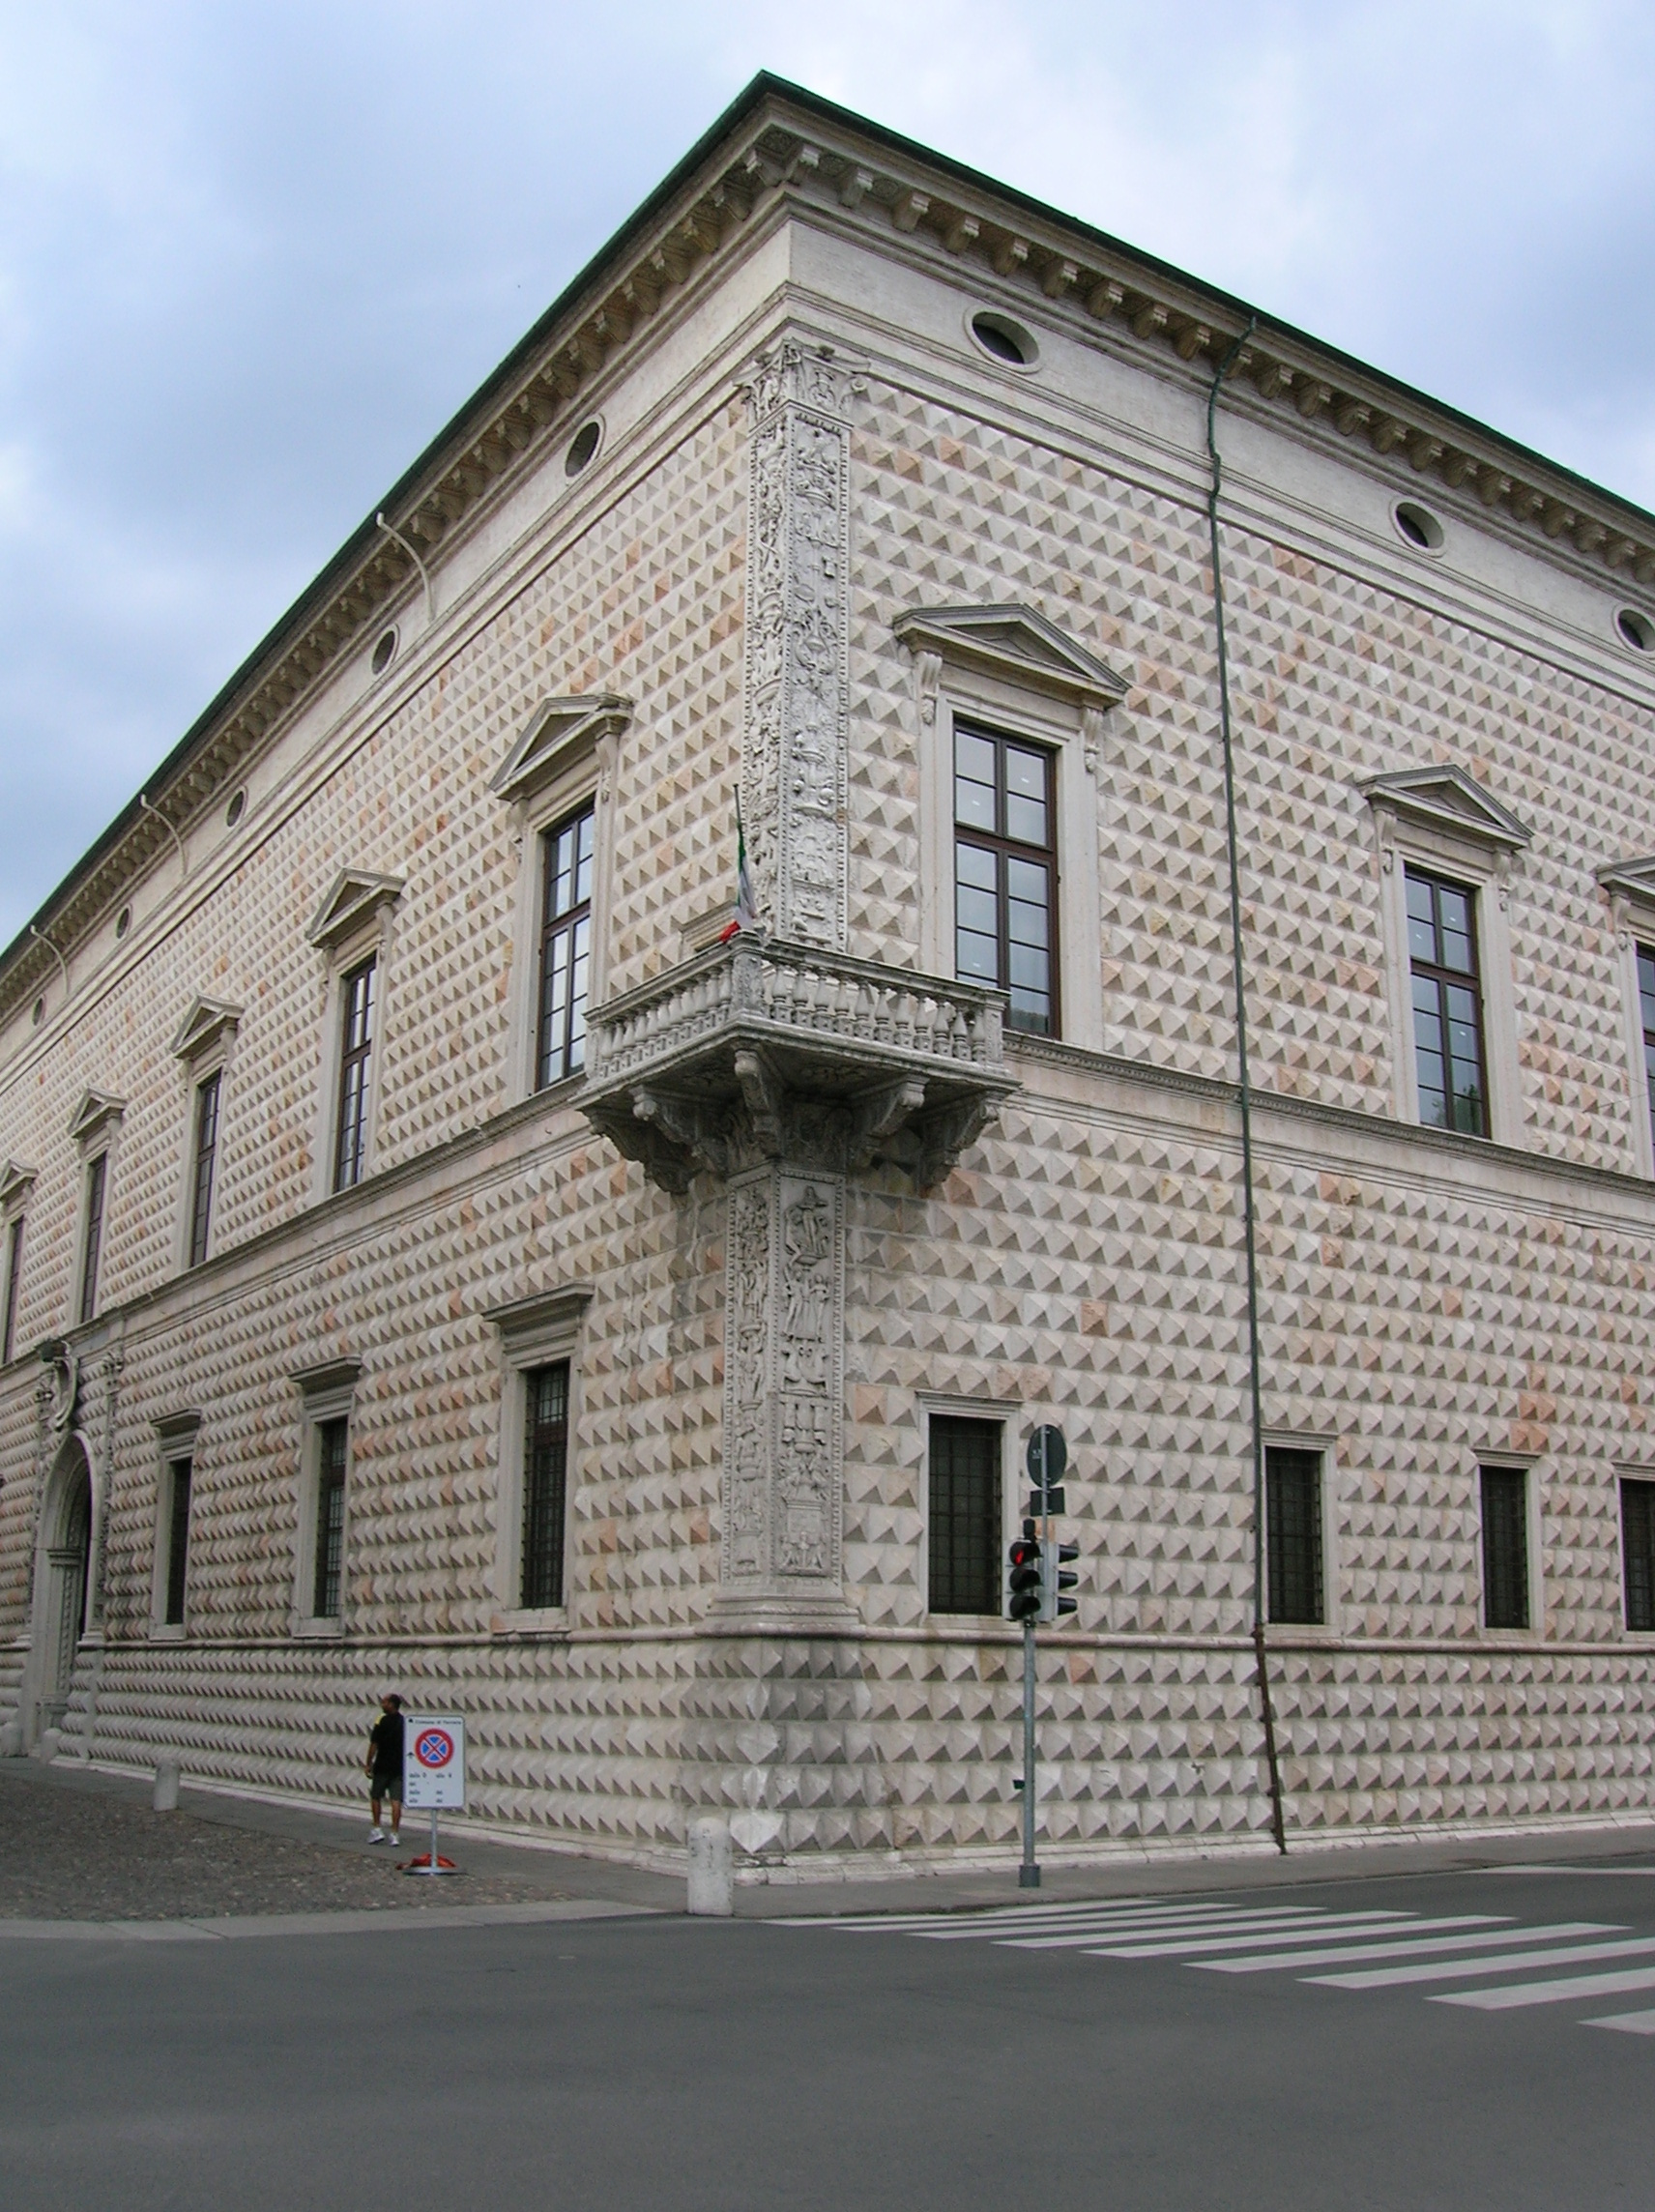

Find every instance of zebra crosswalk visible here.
[780,1892,1655,2036]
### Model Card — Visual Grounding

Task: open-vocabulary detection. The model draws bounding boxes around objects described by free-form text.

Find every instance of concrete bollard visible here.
[686,1816,734,1916]
[36,1727,61,1764]
[0,1720,21,1759]
[152,1755,181,1812]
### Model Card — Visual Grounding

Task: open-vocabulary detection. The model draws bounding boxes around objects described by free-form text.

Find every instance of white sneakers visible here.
[367,1827,385,1843]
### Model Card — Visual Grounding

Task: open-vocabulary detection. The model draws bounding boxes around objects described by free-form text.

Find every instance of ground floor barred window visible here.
[928,1415,1002,1615]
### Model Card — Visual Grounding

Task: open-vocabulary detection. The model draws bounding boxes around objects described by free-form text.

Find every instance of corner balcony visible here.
[581,936,1018,1192]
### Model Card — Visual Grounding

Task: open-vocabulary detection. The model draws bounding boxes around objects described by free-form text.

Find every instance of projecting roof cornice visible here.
[894,604,1128,710]
[1360,767,1532,853]
[6,73,1652,1027]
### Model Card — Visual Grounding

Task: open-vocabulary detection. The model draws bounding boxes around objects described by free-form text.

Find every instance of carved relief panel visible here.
[720,1166,845,1592]
[741,343,851,951]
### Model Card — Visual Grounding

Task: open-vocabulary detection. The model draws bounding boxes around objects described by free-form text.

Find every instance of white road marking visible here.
[1583,2009,1655,2034]
[1088,1911,1438,1960]
[942,1907,1329,1947]
[1437,1962,1655,2010]
[1197,1919,1593,1974]
[1307,1931,1650,1989]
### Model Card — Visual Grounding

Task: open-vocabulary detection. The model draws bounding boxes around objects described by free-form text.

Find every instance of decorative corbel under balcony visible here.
[580,937,1017,1193]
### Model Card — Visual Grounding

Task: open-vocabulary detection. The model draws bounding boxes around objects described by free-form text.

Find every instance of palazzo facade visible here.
[5,77,1655,1873]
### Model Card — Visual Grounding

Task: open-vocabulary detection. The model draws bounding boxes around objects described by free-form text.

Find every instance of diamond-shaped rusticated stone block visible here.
[679,1632,901,1857]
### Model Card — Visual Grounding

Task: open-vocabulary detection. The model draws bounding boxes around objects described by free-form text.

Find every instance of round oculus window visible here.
[1392,500,1444,552]
[370,628,397,676]
[1616,606,1654,654]
[115,906,131,939]
[31,997,44,1027]
[969,311,1037,368]
[565,420,602,477]
[225,790,246,827]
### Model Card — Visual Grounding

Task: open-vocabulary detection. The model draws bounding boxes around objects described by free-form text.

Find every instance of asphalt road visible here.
[6,1855,1655,2210]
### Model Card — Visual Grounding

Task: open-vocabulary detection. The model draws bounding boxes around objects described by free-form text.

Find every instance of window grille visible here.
[1637,948,1655,1170]
[312,1417,348,1619]
[78,1152,107,1324]
[1266,1448,1324,1623]
[163,1460,191,1627]
[1623,1477,1655,1633]
[1481,1466,1530,1630]
[333,958,376,1191]
[928,1415,1002,1615]
[188,1070,221,1267]
[953,724,1058,1035]
[1407,869,1487,1134]
[537,805,595,1088]
[521,1361,570,1609]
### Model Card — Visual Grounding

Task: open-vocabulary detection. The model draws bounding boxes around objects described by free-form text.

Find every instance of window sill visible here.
[491,1606,570,1636]
[148,1623,188,1644]
[293,1616,344,1641]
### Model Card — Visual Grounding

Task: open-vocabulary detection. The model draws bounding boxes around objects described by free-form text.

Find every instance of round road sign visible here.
[414,1727,456,1771]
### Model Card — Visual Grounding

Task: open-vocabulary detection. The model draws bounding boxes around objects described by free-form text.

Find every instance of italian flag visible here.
[719,812,758,943]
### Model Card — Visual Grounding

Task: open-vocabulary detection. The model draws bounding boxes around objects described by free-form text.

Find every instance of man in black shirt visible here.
[364,1693,404,1845]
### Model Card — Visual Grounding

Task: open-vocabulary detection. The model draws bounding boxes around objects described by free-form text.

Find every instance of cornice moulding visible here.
[1597,857,1655,907]
[290,1355,363,1401]
[169,996,244,1062]
[1359,767,1532,853]
[490,695,632,806]
[893,602,1129,710]
[0,1159,37,1210]
[305,869,405,953]
[68,1090,127,1147]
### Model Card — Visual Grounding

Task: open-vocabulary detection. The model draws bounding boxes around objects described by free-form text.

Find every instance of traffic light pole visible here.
[1019,1615,1039,1888]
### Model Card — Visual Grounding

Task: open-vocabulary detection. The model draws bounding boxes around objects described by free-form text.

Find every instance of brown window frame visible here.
[78,1152,107,1324]
[536,802,595,1090]
[188,1069,221,1268]
[332,957,376,1193]
[952,722,1060,1037]
[1407,867,1488,1137]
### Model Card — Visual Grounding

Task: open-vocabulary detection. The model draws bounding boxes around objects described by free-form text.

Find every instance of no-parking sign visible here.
[402,1714,467,1810]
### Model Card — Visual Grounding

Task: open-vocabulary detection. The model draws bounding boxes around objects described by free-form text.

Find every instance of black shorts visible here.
[369,1769,401,1801]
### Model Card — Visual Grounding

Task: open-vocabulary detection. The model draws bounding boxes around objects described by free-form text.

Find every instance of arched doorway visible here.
[30,1441,93,1739]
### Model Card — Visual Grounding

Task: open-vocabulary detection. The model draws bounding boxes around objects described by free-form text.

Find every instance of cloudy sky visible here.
[3,0,1653,945]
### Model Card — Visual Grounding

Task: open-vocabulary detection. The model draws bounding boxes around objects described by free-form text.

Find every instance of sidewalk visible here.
[6,1755,1655,1928]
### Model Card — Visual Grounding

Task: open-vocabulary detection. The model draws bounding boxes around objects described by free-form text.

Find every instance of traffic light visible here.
[1007,1530,1043,1622]
[1044,1538,1080,1621]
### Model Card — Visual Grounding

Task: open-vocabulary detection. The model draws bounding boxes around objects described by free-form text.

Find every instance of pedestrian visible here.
[363,1692,405,1845]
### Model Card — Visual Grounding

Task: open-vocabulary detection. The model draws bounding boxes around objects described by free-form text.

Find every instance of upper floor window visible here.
[2,1213,22,1363]
[333,958,376,1192]
[188,1071,221,1267]
[1635,948,1655,1170]
[537,803,595,1087]
[78,1152,107,1324]
[953,724,1058,1035]
[1407,868,1486,1135]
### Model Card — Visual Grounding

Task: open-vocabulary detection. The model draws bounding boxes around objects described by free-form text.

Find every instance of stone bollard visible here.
[0,1720,21,1759]
[152,1756,181,1812]
[686,1816,734,1917]
[36,1727,61,1764]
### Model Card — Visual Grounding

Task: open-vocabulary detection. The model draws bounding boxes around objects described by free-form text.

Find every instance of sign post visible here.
[401,1714,466,1876]
[1014,1428,1070,1889]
